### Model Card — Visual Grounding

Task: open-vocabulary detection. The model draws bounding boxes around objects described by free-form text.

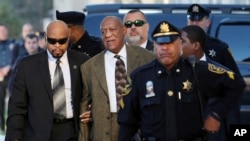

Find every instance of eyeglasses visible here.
[46,37,68,45]
[124,20,147,28]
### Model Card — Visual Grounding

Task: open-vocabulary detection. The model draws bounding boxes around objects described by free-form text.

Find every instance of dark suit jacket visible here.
[5,50,89,141]
[145,40,154,51]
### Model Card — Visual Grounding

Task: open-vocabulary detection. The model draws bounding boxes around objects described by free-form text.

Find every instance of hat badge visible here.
[160,22,170,33]
[192,5,199,13]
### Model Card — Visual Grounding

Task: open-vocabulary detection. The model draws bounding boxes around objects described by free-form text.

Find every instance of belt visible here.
[53,118,73,124]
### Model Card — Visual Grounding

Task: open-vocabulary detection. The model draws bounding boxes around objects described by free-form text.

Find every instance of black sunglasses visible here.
[46,37,68,45]
[124,20,147,28]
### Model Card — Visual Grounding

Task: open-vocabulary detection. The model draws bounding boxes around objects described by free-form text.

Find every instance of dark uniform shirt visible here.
[204,35,241,75]
[0,39,14,68]
[69,31,104,57]
[118,58,246,141]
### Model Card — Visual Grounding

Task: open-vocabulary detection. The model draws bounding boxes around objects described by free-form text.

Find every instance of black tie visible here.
[114,55,127,111]
[53,59,66,119]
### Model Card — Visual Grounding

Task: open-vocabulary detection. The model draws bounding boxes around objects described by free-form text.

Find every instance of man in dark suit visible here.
[123,9,154,51]
[5,20,89,141]
[78,16,155,141]
[56,10,104,57]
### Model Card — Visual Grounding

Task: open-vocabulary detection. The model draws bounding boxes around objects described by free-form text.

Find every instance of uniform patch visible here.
[145,81,155,98]
[208,63,235,79]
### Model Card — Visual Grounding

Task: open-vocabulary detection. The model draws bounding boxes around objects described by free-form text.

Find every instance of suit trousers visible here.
[50,119,76,141]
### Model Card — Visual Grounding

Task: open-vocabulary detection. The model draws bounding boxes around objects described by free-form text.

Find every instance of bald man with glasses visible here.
[5,20,89,141]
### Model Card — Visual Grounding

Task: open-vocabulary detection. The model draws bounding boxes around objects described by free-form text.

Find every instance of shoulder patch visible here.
[208,63,235,79]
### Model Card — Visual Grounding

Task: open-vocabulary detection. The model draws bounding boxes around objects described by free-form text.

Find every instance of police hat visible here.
[151,21,180,44]
[56,10,85,25]
[35,31,45,39]
[187,4,211,21]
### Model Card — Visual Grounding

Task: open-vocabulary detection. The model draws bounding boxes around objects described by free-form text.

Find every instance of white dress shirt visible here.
[104,45,127,113]
[47,50,73,118]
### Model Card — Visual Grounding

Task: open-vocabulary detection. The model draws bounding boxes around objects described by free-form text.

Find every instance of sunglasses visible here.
[124,20,147,28]
[46,37,68,45]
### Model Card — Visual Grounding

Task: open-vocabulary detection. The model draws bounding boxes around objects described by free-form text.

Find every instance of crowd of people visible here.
[0,3,246,141]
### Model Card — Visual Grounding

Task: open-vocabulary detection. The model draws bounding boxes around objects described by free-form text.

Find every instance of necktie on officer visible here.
[53,58,66,119]
[114,55,126,110]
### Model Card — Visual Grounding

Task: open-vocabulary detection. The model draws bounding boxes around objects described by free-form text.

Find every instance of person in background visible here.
[78,16,155,141]
[118,21,245,141]
[8,33,44,94]
[187,3,243,136]
[5,20,89,141]
[11,23,34,66]
[56,10,104,57]
[123,9,154,51]
[36,31,46,50]
[0,23,14,134]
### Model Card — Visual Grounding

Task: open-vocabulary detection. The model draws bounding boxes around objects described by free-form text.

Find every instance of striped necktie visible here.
[114,55,126,110]
[53,59,66,119]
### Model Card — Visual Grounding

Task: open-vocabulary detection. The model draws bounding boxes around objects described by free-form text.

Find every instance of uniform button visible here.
[167,90,174,96]
[78,45,81,48]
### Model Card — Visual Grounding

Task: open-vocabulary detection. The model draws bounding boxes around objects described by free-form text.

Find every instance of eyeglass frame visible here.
[124,20,147,28]
[46,36,68,45]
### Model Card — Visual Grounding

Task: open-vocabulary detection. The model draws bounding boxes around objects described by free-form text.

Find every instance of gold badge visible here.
[182,80,192,92]
[160,22,170,33]
[167,90,174,97]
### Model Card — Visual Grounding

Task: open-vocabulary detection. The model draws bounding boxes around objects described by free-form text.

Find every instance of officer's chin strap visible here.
[188,55,207,141]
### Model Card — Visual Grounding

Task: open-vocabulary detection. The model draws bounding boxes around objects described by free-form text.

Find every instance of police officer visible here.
[187,3,243,136]
[0,23,14,133]
[187,3,241,75]
[56,10,104,57]
[118,21,246,141]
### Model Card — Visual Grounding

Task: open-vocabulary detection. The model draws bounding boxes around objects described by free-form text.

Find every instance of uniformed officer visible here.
[187,3,243,136]
[118,21,246,141]
[187,3,241,74]
[56,10,104,57]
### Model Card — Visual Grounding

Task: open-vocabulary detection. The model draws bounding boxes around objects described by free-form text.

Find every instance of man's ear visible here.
[193,42,201,50]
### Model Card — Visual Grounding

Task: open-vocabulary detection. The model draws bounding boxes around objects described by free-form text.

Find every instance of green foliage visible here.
[0,1,22,40]
[0,0,53,40]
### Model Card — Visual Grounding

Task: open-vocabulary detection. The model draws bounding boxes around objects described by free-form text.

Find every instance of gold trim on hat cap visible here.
[153,32,179,37]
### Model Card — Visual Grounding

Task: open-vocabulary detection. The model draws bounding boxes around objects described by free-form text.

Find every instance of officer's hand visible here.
[203,114,221,133]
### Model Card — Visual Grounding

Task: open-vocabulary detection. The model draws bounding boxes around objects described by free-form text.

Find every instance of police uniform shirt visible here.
[118,58,246,141]
[70,31,104,57]
[204,35,241,75]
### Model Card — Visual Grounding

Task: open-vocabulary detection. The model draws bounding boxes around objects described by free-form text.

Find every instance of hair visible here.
[124,9,147,21]
[182,25,206,49]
